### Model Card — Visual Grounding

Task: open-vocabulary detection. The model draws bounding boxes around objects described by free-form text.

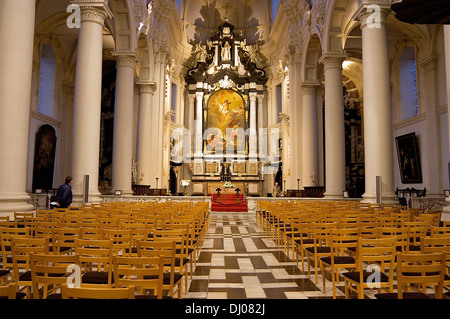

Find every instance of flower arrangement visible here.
[180,180,190,187]
[223,182,235,188]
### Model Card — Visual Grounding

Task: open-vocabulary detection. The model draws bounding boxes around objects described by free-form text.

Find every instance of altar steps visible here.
[210,194,248,212]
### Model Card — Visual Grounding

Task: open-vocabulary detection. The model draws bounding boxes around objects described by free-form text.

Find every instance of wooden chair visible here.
[304,222,336,285]
[0,227,29,283]
[343,237,397,299]
[52,227,80,255]
[320,227,359,298]
[113,255,166,299]
[75,238,114,286]
[402,221,432,252]
[13,212,34,228]
[61,283,135,299]
[381,226,411,254]
[30,253,80,299]
[150,228,190,293]
[375,253,447,299]
[136,240,183,298]
[420,236,450,294]
[0,283,23,299]
[10,237,49,298]
[102,228,133,256]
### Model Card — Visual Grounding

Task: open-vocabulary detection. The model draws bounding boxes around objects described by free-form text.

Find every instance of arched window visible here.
[399,46,419,120]
[37,44,57,118]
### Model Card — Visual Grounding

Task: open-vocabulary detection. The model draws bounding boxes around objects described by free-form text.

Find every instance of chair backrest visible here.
[355,237,397,276]
[52,227,80,254]
[381,226,410,253]
[10,237,49,282]
[113,255,164,298]
[102,228,133,256]
[0,283,17,299]
[61,284,135,299]
[0,227,30,269]
[420,236,450,267]
[75,238,114,273]
[330,227,359,256]
[397,253,447,299]
[30,253,80,299]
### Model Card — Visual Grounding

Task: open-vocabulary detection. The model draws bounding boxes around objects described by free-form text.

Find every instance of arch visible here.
[109,0,138,52]
[136,33,155,82]
[302,33,323,82]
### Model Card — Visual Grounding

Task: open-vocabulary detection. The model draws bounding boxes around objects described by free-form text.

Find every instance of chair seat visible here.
[46,293,62,299]
[82,271,114,285]
[305,246,331,254]
[321,256,355,265]
[0,269,10,277]
[375,292,431,299]
[135,295,173,299]
[0,292,27,299]
[144,272,183,285]
[295,238,315,245]
[343,271,390,283]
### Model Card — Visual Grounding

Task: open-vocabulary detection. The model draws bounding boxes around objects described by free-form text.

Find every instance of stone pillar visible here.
[111,54,138,195]
[188,94,196,156]
[301,83,320,187]
[319,54,347,198]
[249,92,258,158]
[136,82,156,185]
[194,91,204,158]
[442,25,450,221]
[71,2,113,205]
[358,5,397,204]
[0,0,36,215]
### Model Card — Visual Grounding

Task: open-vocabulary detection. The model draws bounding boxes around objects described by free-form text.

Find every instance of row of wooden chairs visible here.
[256,200,449,299]
[0,201,211,299]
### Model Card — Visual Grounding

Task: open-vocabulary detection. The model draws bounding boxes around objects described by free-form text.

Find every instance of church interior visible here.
[0,0,450,301]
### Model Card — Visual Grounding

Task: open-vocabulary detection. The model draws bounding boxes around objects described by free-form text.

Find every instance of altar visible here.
[183,21,268,198]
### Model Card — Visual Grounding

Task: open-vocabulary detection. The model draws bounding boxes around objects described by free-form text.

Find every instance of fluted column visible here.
[0,0,36,215]
[442,25,450,221]
[111,54,137,195]
[249,92,258,158]
[319,54,347,198]
[136,82,156,185]
[358,5,396,204]
[301,83,320,187]
[194,91,204,158]
[71,2,113,205]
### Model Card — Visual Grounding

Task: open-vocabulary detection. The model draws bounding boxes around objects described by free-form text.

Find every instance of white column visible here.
[111,55,137,195]
[188,94,196,156]
[301,83,320,187]
[0,0,36,215]
[71,3,113,205]
[319,54,347,198]
[442,25,450,221]
[194,91,204,158]
[358,6,396,204]
[136,82,156,185]
[249,92,258,158]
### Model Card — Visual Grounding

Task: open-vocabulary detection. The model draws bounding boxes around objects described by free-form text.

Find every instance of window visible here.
[399,46,419,120]
[37,44,57,118]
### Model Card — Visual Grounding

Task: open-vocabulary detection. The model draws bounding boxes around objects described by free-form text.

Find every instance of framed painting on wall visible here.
[395,132,422,184]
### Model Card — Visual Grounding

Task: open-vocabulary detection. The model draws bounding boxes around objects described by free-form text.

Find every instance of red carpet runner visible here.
[210,193,248,212]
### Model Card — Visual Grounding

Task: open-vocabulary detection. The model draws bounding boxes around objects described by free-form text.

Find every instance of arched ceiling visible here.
[182,0,272,44]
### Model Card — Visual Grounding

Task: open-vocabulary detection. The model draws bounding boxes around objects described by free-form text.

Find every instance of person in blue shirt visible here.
[55,176,73,208]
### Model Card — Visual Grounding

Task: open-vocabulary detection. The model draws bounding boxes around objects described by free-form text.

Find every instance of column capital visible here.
[319,53,347,70]
[71,1,113,25]
[113,53,139,69]
[249,92,258,102]
[136,81,156,94]
[355,2,391,28]
[301,82,320,95]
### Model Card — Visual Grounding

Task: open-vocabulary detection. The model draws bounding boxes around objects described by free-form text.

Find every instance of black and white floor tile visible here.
[186,212,360,299]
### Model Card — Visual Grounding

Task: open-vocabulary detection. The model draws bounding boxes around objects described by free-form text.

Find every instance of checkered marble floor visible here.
[185,211,358,299]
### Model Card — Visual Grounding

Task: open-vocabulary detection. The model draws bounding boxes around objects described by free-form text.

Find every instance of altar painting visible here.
[206,89,246,154]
